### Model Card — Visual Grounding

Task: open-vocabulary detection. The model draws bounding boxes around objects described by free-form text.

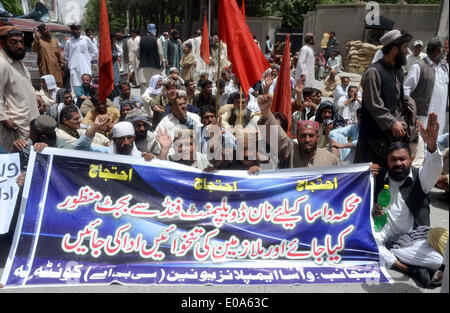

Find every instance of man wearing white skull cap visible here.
[74,116,155,161]
[355,29,413,167]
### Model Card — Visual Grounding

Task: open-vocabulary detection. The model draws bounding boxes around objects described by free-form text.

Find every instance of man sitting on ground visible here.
[74,117,155,161]
[218,92,261,131]
[372,113,444,288]
[82,95,120,138]
[125,108,165,158]
[56,105,110,148]
[113,81,143,110]
[336,85,361,125]
[12,115,72,171]
[154,89,202,156]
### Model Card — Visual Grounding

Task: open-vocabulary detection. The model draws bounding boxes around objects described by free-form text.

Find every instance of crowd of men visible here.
[0,21,448,291]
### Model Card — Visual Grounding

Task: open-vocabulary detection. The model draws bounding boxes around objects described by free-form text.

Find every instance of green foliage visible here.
[262,0,320,28]
[82,0,442,33]
[1,0,24,16]
[83,0,127,33]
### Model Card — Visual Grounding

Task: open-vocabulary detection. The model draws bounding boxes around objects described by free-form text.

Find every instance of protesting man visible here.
[75,74,93,107]
[295,33,316,88]
[82,95,120,138]
[0,26,40,152]
[404,38,449,135]
[32,23,65,88]
[325,31,340,61]
[164,30,183,75]
[336,85,362,125]
[333,76,350,108]
[180,42,196,82]
[12,115,73,171]
[405,40,426,74]
[64,24,98,93]
[113,81,143,109]
[355,29,413,167]
[56,105,110,148]
[219,92,261,131]
[127,29,141,87]
[125,108,162,157]
[74,117,154,161]
[260,95,344,168]
[154,89,202,156]
[137,24,164,95]
[372,113,444,288]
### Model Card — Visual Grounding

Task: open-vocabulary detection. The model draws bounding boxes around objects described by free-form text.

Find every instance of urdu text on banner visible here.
[0,148,392,288]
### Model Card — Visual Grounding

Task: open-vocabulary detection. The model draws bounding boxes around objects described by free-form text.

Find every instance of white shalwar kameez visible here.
[64,35,98,92]
[295,44,315,88]
[128,36,143,85]
[404,57,449,135]
[373,149,443,270]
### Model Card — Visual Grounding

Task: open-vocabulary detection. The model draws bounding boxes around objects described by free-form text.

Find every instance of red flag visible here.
[98,0,114,102]
[271,35,292,135]
[241,0,245,18]
[219,0,269,96]
[200,11,210,65]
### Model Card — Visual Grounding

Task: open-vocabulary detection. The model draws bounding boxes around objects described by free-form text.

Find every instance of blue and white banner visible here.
[1,148,391,288]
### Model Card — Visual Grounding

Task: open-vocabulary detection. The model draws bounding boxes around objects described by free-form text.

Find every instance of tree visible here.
[262,0,319,28]
[1,0,24,16]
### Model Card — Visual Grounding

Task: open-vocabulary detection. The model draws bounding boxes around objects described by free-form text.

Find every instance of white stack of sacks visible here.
[345,41,382,74]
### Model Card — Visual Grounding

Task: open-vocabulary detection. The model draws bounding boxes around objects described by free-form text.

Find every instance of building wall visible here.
[302,3,441,57]
[436,0,449,39]
[210,16,282,46]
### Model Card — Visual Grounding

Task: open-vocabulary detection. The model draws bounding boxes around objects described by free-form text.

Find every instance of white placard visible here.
[0,153,20,235]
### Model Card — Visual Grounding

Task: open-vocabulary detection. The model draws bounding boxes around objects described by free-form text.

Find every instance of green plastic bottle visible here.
[374,185,391,232]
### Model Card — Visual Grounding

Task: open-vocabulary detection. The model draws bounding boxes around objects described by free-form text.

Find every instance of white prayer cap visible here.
[112,121,135,138]
[413,40,423,47]
[380,29,402,46]
[41,75,57,90]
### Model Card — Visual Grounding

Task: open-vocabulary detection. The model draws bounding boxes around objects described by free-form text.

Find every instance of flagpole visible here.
[239,87,243,126]
[208,0,211,36]
[215,40,222,117]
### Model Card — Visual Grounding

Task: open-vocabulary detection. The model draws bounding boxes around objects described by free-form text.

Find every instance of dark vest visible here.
[410,58,436,116]
[360,59,404,140]
[139,36,161,69]
[375,167,430,228]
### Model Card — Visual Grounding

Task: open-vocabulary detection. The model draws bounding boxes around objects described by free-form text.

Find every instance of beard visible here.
[4,45,25,60]
[233,108,248,122]
[135,131,146,141]
[117,144,133,155]
[389,164,410,182]
[394,50,407,68]
[299,141,317,155]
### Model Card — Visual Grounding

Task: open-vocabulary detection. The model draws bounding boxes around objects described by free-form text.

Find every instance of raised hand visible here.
[294,78,304,95]
[156,129,172,150]
[12,139,28,152]
[257,94,272,120]
[420,112,439,153]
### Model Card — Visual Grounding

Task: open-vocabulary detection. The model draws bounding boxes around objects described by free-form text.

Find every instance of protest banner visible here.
[0,153,20,235]
[1,148,391,288]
